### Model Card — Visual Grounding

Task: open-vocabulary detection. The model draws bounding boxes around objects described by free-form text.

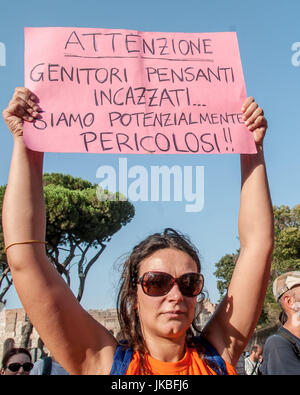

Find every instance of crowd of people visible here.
[2,271,299,375]
[1,87,299,375]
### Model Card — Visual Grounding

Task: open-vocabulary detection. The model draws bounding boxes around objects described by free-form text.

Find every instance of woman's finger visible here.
[15,87,37,102]
[249,114,267,130]
[243,101,258,120]
[5,102,34,122]
[245,107,264,126]
[13,89,39,111]
[3,87,39,137]
[241,96,255,112]
[14,95,40,118]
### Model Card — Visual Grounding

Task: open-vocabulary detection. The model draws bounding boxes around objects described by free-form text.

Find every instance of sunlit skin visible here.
[2,89,273,374]
[136,248,199,362]
[282,285,300,336]
[1,353,31,376]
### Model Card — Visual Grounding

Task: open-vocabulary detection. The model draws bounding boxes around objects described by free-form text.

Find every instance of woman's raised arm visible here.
[203,97,274,366]
[2,88,117,375]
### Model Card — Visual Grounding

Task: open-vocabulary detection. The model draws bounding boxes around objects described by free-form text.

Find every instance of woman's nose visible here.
[167,283,184,301]
[17,366,25,375]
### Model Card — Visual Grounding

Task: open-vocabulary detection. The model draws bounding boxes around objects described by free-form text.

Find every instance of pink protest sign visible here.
[24,27,256,154]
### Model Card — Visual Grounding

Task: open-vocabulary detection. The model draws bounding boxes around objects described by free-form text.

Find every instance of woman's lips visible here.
[163,311,186,317]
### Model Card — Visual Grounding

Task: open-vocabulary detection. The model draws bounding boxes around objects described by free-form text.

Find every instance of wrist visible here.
[12,136,44,164]
[255,142,264,153]
[13,134,26,146]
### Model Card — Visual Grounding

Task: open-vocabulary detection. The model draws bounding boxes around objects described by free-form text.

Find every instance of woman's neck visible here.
[143,334,187,362]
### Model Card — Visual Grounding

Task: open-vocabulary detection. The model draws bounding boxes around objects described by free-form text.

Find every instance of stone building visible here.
[0,299,216,361]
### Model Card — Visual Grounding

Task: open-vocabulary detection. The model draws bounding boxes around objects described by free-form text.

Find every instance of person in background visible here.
[244,344,263,375]
[261,271,300,375]
[30,355,69,375]
[1,347,33,375]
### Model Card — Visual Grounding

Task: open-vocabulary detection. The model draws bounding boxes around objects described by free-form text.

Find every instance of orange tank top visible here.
[125,347,237,375]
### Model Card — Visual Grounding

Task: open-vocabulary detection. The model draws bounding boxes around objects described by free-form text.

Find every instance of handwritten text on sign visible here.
[24,28,256,154]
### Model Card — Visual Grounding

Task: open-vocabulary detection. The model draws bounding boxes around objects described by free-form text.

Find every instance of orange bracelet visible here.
[4,240,46,254]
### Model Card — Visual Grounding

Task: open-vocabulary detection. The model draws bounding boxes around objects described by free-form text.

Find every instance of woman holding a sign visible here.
[2,88,273,375]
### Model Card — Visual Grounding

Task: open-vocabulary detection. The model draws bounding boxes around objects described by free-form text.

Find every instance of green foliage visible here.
[272,205,300,275]
[213,252,239,298]
[214,204,300,327]
[43,173,135,249]
[0,173,135,304]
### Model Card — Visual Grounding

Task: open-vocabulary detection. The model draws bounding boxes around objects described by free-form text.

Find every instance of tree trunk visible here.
[77,243,106,302]
[20,319,33,349]
[0,266,13,305]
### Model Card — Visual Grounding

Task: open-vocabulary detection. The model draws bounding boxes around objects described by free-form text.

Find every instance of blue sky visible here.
[0,0,300,310]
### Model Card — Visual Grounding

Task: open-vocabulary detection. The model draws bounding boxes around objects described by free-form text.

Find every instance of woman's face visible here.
[2,353,32,375]
[136,248,199,342]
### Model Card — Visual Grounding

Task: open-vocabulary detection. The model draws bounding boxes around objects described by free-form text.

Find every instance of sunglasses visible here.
[6,362,34,372]
[137,271,203,297]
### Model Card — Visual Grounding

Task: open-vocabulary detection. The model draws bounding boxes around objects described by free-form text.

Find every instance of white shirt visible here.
[30,358,69,375]
[244,356,260,375]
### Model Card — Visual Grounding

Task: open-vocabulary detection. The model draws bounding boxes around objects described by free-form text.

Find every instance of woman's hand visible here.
[2,87,39,138]
[241,97,268,146]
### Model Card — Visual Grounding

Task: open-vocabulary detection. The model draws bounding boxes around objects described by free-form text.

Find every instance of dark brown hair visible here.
[1,347,32,369]
[116,228,205,373]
